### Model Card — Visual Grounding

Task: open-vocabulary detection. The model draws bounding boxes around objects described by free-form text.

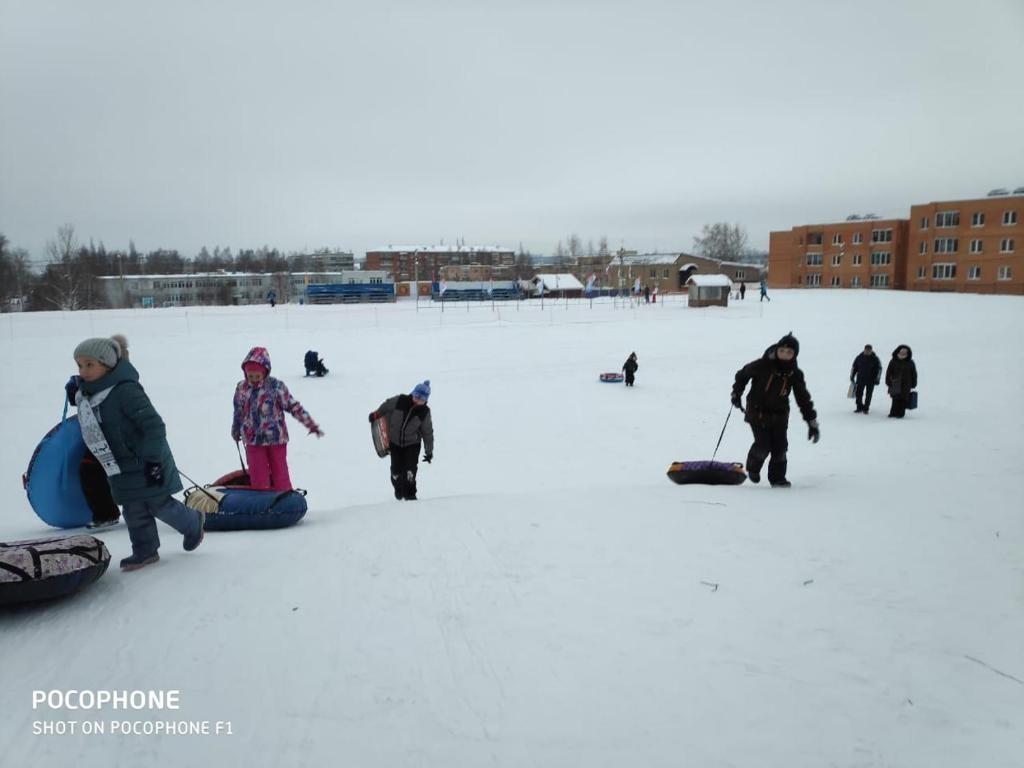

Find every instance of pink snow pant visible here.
[245,444,292,491]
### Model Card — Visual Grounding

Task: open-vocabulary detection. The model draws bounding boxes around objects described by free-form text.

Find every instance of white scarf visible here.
[76,387,121,477]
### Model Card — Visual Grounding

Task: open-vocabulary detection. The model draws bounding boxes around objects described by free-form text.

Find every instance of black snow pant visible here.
[81,454,120,524]
[624,370,635,386]
[854,381,875,411]
[747,422,789,484]
[390,442,421,500]
[889,394,908,418]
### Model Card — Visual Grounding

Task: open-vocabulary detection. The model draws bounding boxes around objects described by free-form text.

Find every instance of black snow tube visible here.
[0,535,111,606]
[667,461,747,486]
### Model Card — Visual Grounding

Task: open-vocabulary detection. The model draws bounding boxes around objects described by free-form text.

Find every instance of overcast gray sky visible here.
[2,0,1022,263]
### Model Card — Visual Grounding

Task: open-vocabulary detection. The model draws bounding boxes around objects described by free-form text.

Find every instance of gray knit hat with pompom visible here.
[73,335,128,368]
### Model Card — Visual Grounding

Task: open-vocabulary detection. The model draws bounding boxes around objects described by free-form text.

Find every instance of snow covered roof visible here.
[687,274,733,287]
[615,253,689,266]
[533,273,585,290]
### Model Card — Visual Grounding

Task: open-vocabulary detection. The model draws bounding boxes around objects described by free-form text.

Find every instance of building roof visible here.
[687,274,733,287]
[533,273,585,290]
[615,252,690,266]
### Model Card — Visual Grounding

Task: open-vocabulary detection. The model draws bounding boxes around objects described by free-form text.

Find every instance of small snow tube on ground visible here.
[0,535,110,607]
[23,418,95,528]
[599,372,625,383]
[667,461,747,486]
[185,485,307,531]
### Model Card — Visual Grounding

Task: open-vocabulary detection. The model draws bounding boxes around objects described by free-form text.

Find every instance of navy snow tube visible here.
[186,486,307,531]
[22,418,94,529]
[667,461,747,486]
[0,535,110,607]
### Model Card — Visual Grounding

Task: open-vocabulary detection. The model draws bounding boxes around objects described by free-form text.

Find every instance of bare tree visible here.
[40,224,85,310]
[692,223,749,262]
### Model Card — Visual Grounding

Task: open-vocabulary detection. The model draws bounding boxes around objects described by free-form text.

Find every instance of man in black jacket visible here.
[369,380,434,500]
[731,333,819,487]
[850,344,882,413]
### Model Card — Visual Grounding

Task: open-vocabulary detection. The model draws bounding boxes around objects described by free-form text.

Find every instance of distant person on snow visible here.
[68,334,204,571]
[731,333,819,487]
[267,289,277,308]
[369,381,434,501]
[885,344,917,419]
[232,346,323,491]
[759,279,770,302]
[739,281,746,300]
[850,344,882,414]
[304,350,328,377]
[622,352,639,387]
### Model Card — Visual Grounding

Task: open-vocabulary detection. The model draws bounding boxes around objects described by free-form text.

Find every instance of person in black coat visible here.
[622,352,638,387]
[850,344,882,414]
[304,350,328,377]
[885,344,917,418]
[731,333,819,487]
[369,380,434,500]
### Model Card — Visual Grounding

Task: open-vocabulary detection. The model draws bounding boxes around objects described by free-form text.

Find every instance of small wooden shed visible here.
[686,274,732,308]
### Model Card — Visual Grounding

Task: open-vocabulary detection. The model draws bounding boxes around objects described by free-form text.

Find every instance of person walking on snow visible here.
[885,344,917,418]
[68,335,204,571]
[759,279,770,302]
[850,344,882,413]
[369,381,434,501]
[232,346,323,491]
[731,333,819,487]
[739,281,746,300]
[622,352,639,387]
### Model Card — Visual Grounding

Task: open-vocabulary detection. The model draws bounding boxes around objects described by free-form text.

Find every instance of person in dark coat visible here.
[885,344,917,418]
[304,350,328,377]
[69,335,204,570]
[759,279,770,302]
[739,281,746,300]
[622,352,639,387]
[850,344,882,414]
[369,380,434,500]
[731,333,819,487]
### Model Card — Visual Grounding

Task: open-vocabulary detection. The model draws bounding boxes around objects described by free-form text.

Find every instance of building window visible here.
[852,253,862,266]
[807,233,823,245]
[932,263,956,280]
[831,254,842,266]
[936,211,960,227]
[851,275,862,287]
[870,251,891,266]
[663,269,669,278]
[1004,211,1018,225]
[918,241,927,255]
[919,217,929,230]
[968,266,981,280]
[870,274,890,287]
[971,212,985,227]
[1000,238,1015,253]
[916,266,926,279]
[970,239,983,253]
[830,276,841,287]
[832,233,843,245]
[852,233,863,244]
[871,228,893,243]
[649,269,657,278]
[806,273,822,286]
[998,266,1013,280]
[934,238,959,253]
[806,253,823,266]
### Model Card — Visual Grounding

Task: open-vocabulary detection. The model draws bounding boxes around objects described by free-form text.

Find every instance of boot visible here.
[183,510,205,552]
[120,552,160,571]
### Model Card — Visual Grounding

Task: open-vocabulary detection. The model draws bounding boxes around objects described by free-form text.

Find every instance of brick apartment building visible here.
[364,245,516,282]
[906,195,1022,294]
[768,217,909,290]
[769,190,1023,294]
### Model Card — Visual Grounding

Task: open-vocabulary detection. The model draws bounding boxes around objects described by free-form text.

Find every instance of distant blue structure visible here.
[306,283,396,304]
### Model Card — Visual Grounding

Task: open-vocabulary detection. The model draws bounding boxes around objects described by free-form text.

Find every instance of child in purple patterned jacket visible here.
[231,346,323,490]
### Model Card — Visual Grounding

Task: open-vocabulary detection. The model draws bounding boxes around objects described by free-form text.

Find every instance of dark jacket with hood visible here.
[732,336,817,428]
[885,345,917,397]
[78,359,183,503]
[622,354,638,375]
[377,394,434,452]
[851,351,882,384]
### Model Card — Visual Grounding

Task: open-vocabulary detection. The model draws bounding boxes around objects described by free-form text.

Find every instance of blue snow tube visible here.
[192,487,308,531]
[22,418,94,529]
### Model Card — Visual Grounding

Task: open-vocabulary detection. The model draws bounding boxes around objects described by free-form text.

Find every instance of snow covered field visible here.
[1,290,1022,767]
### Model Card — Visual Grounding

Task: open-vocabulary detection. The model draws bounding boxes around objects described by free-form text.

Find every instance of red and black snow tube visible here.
[667,461,747,486]
[599,372,625,383]
[0,535,110,606]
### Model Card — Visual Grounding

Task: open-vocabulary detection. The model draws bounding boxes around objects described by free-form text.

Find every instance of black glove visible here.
[368,411,379,423]
[423,453,433,464]
[144,461,164,487]
[807,420,820,444]
[65,375,81,405]
[730,394,743,410]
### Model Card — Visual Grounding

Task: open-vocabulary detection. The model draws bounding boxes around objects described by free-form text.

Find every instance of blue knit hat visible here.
[411,380,431,402]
